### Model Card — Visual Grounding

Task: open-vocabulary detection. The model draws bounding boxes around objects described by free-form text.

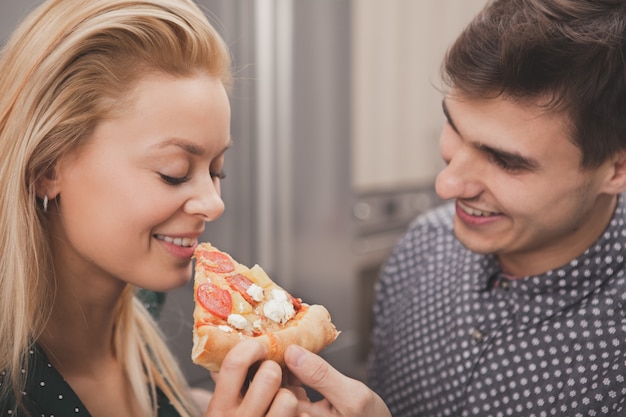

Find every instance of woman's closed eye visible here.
[210,170,226,180]
[160,173,190,185]
[160,170,225,185]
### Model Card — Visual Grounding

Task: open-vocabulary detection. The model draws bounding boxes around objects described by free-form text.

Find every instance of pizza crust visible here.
[192,304,339,371]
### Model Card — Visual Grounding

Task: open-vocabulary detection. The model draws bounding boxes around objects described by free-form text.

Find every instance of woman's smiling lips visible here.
[456,200,504,226]
[154,234,199,259]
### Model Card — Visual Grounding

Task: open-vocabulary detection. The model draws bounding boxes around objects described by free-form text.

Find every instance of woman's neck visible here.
[38,273,126,374]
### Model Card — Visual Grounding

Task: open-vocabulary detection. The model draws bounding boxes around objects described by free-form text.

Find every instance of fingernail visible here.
[286,345,306,367]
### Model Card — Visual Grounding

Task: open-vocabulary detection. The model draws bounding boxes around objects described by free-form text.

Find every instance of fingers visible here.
[206,339,300,417]
[284,345,341,395]
[240,360,282,411]
[284,345,391,417]
[265,387,299,417]
[209,339,269,410]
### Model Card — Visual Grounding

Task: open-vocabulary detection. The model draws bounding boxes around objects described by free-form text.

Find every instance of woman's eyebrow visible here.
[153,137,233,156]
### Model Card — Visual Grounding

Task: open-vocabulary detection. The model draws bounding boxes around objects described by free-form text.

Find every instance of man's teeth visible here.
[459,202,497,217]
[155,235,196,247]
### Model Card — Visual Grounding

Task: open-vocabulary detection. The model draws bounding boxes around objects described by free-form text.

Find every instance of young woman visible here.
[0,0,299,415]
[0,1,391,416]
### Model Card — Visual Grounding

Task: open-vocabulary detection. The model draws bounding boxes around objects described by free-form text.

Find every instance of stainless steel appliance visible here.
[352,187,442,369]
[158,0,359,389]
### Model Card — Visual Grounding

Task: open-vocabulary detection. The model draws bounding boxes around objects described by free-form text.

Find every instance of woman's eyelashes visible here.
[159,170,225,186]
[160,173,190,185]
[210,170,226,180]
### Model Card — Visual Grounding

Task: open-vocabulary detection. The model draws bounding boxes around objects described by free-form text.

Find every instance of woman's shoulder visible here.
[1,345,91,416]
[1,345,185,417]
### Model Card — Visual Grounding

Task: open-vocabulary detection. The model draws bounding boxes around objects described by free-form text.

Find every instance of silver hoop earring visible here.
[43,194,48,213]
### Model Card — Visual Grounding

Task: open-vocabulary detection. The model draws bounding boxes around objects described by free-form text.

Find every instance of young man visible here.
[368,0,626,416]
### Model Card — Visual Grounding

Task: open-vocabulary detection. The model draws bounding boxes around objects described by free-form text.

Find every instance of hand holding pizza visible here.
[192,242,388,417]
[284,345,392,417]
[203,339,299,417]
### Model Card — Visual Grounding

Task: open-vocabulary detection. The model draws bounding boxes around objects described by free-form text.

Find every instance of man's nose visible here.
[435,142,484,201]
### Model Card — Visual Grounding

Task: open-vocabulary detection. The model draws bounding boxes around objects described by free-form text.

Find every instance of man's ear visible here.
[601,152,626,195]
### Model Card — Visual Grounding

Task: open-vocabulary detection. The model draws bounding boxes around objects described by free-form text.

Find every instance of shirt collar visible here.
[473,193,626,308]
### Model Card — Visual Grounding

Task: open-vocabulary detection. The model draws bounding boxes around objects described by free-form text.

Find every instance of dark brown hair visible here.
[443,0,626,168]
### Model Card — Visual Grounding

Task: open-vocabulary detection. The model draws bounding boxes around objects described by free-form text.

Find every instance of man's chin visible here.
[453,229,498,255]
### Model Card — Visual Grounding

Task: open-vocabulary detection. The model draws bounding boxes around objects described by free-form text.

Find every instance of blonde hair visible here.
[0,0,231,415]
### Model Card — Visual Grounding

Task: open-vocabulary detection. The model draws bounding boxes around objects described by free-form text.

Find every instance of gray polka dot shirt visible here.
[368,195,626,417]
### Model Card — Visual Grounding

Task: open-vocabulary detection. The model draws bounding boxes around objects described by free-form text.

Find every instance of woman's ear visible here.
[35,166,61,200]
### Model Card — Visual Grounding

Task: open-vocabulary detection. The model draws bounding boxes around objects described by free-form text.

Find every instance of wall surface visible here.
[0,0,41,42]
[351,0,488,192]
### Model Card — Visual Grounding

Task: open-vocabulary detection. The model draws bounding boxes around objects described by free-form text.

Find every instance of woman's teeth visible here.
[155,235,196,247]
[458,202,497,217]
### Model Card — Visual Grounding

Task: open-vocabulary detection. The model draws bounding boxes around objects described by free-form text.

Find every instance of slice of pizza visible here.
[191,242,340,371]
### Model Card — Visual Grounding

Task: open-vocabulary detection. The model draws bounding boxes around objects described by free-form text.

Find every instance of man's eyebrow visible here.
[442,98,539,171]
[476,142,541,170]
[442,99,460,134]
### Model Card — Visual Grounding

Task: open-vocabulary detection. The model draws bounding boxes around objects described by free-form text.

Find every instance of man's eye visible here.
[160,174,190,185]
[488,154,521,172]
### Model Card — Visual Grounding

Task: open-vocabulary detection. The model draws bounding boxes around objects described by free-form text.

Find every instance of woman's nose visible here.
[184,177,225,222]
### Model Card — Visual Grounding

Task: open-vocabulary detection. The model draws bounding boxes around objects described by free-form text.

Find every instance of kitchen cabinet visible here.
[351,0,488,192]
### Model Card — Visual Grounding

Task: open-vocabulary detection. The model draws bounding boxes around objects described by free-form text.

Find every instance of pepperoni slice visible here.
[196,282,232,320]
[196,250,235,273]
[226,274,256,304]
[290,295,303,312]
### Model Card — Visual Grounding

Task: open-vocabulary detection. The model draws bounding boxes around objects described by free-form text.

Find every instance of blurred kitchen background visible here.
[1,0,487,389]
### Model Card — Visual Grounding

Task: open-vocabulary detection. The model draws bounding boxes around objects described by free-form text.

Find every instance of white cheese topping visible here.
[218,325,233,333]
[227,314,250,330]
[246,283,265,302]
[263,289,295,324]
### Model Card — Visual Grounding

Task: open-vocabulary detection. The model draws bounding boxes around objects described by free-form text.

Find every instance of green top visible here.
[0,345,182,416]
[137,289,168,320]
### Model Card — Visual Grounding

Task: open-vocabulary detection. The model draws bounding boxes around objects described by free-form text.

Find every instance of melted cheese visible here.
[263,289,295,324]
[227,314,250,330]
[246,283,264,302]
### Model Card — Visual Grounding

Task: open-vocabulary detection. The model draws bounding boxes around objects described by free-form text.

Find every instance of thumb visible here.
[284,345,350,400]
[285,345,392,417]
